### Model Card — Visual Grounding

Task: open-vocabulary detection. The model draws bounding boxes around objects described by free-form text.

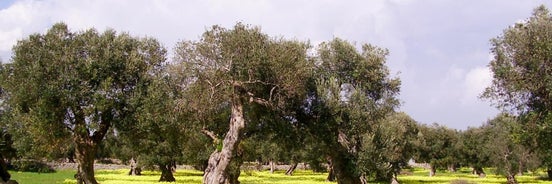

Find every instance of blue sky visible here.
[1,0,551,129]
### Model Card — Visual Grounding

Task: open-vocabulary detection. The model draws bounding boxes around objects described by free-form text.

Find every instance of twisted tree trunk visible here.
[330,152,364,184]
[74,136,98,184]
[285,163,298,176]
[73,113,110,184]
[326,157,335,182]
[506,173,518,184]
[472,166,486,178]
[429,165,436,177]
[203,97,245,184]
[269,161,275,174]
[0,155,10,182]
[128,157,142,176]
[159,163,176,182]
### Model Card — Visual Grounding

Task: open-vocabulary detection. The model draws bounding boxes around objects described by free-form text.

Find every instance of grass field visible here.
[9,167,552,184]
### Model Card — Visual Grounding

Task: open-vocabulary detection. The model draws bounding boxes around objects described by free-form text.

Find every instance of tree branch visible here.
[247,92,272,108]
[92,120,111,143]
[201,128,219,143]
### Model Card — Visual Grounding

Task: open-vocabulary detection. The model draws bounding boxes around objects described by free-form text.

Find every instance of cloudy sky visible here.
[1,0,551,130]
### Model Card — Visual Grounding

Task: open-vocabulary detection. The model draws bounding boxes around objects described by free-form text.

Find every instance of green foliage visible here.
[9,160,55,173]
[484,5,552,114]
[293,38,401,182]
[1,22,166,182]
[484,114,540,179]
[458,126,491,173]
[413,123,460,171]
[359,112,418,181]
[483,5,552,165]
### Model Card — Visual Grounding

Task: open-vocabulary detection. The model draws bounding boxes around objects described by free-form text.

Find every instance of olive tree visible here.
[358,112,418,183]
[483,5,552,177]
[1,23,165,184]
[296,38,400,184]
[173,23,311,184]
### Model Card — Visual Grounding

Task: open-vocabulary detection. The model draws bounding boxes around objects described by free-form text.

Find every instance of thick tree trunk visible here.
[285,163,298,176]
[326,157,335,182]
[159,164,176,182]
[330,152,364,184]
[506,173,518,184]
[327,168,336,182]
[547,168,552,179]
[203,97,245,184]
[269,161,275,174]
[128,158,142,176]
[472,167,485,178]
[429,165,436,177]
[447,164,456,172]
[225,153,243,184]
[0,156,10,182]
[74,137,98,184]
[390,176,400,184]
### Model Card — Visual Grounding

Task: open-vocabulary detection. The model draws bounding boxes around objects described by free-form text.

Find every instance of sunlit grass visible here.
[9,169,75,184]
[58,169,329,184]
[399,167,551,184]
[9,167,552,184]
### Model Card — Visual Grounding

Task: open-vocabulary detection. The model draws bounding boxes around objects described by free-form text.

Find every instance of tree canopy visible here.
[1,23,166,184]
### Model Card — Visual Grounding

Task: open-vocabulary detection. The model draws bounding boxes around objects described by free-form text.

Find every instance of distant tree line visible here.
[0,5,551,184]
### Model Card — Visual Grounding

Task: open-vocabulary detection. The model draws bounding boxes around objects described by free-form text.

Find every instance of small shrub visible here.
[11,160,55,173]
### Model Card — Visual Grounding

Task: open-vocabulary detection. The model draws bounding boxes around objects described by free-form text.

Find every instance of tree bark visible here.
[330,152,363,184]
[285,163,298,176]
[326,157,335,182]
[74,136,98,184]
[128,158,141,176]
[159,163,176,182]
[327,167,336,182]
[506,173,518,184]
[390,176,400,184]
[269,161,275,174]
[203,97,245,184]
[0,156,10,182]
[225,153,243,184]
[429,165,436,177]
[447,164,456,172]
[472,167,485,178]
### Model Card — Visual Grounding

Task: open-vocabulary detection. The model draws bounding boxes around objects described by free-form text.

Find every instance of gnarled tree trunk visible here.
[0,155,10,182]
[506,173,518,184]
[472,166,486,177]
[159,163,176,182]
[429,165,436,177]
[447,164,456,172]
[128,157,142,176]
[203,97,245,184]
[330,151,364,184]
[225,152,243,184]
[285,163,297,176]
[327,157,335,182]
[391,177,399,184]
[269,161,275,174]
[74,136,98,184]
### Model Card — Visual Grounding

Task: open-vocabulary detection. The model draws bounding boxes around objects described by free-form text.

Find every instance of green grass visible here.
[9,169,75,184]
[399,167,552,184]
[8,167,552,184]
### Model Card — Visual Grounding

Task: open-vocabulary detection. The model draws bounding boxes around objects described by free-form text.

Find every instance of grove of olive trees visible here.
[1,4,552,184]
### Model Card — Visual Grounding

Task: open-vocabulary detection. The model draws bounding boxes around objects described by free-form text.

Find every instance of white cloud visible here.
[462,66,492,104]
